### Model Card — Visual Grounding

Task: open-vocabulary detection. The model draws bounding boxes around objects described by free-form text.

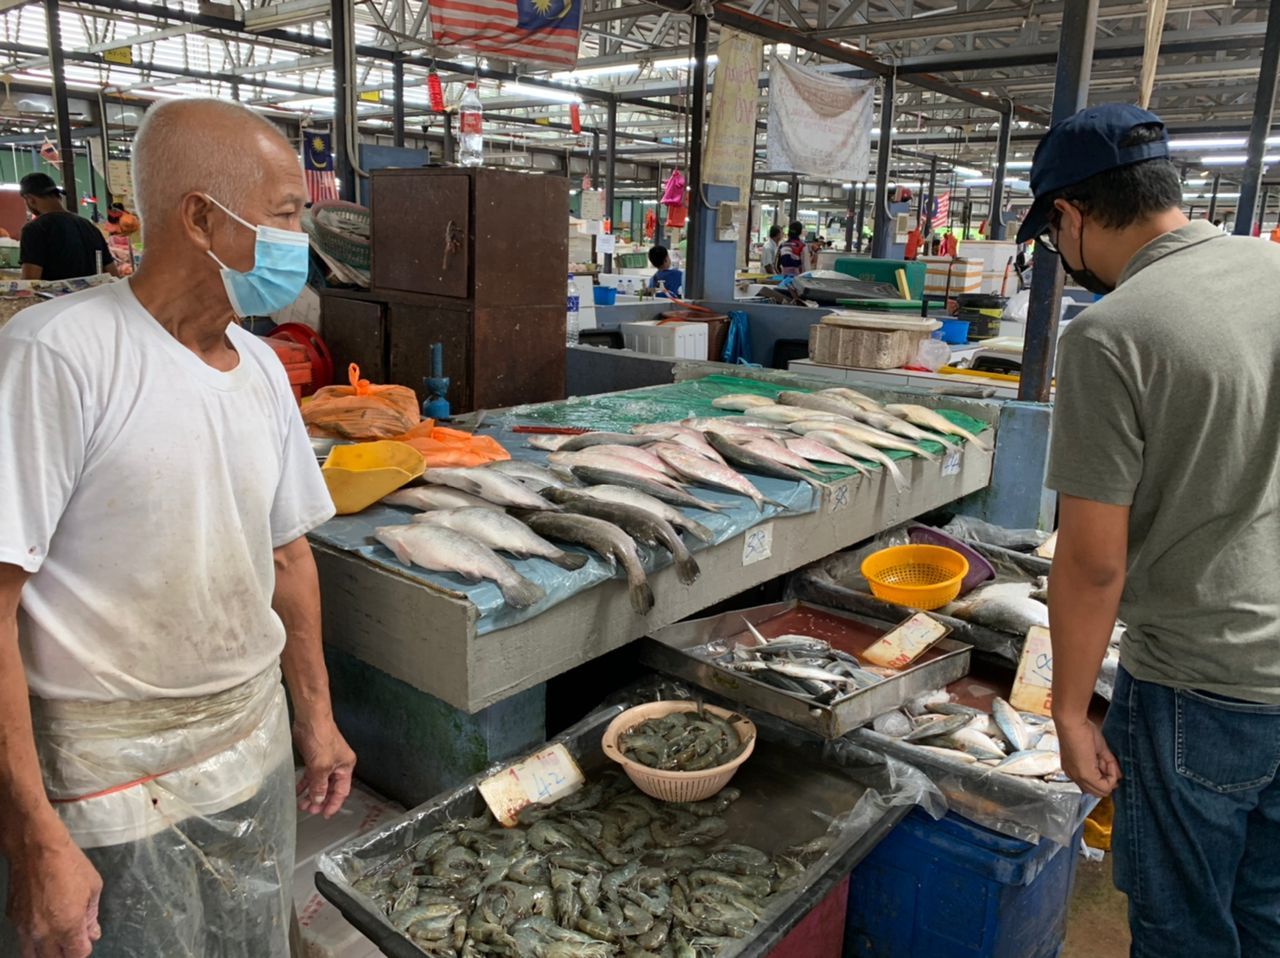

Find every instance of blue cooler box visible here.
[844,809,1082,958]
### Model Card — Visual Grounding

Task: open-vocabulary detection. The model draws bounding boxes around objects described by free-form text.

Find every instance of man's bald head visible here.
[132,99,298,233]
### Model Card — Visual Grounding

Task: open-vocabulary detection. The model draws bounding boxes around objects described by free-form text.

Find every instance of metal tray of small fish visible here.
[638,600,972,740]
[315,696,911,958]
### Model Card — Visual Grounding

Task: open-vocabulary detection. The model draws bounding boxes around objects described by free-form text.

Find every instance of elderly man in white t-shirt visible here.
[0,99,354,957]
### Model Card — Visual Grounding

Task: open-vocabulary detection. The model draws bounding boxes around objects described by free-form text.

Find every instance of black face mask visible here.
[1057,219,1114,295]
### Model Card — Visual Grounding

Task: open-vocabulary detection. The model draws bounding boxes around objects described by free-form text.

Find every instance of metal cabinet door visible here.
[372,174,471,298]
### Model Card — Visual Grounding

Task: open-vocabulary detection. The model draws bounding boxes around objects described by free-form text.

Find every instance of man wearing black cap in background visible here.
[1023,103,1280,954]
[18,172,115,281]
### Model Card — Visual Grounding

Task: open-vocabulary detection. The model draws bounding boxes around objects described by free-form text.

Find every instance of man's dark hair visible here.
[769,224,783,240]
[648,245,668,269]
[1044,124,1182,231]
[788,220,804,239]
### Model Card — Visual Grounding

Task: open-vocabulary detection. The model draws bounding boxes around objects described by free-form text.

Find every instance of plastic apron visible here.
[0,667,294,958]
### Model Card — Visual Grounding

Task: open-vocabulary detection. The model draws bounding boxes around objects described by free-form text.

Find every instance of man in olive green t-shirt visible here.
[1019,104,1280,956]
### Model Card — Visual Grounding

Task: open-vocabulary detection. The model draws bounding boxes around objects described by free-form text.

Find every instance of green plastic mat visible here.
[836,298,925,311]
[504,374,990,481]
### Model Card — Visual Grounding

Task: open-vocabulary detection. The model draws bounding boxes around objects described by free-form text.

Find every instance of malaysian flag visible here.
[430,0,581,68]
[930,191,951,230]
[303,132,339,204]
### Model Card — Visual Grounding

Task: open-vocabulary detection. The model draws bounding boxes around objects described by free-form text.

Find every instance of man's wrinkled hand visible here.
[9,830,103,958]
[293,716,356,819]
[1056,715,1121,798]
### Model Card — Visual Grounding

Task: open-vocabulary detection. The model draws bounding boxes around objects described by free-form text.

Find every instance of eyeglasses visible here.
[1037,209,1063,253]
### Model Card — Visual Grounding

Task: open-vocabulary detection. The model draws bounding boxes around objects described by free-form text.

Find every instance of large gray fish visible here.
[991,696,1031,752]
[630,423,727,464]
[777,390,870,421]
[575,484,715,544]
[527,431,653,452]
[848,407,960,448]
[711,394,777,411]
[548,449,684,489]
[551,445,678,478]
[679,417,789,443]
[748,405,845,425]
[784,437,873,478]
[792,427,910,493]
[381,486,501,512]
[949,582,1049,635]
[817,386,883,411]
[521,512,655,614]
[545,488,700,585]
[423,467,560,511]
[704,433,823,494]
[903,713,973,742]
[990,750,1063,778]
[792,417,940,462]
[570,465,724,513]
[412,508,587,571]
[375,524,544,609]
[656,443,777,512]
[488,459,575,490]
[885,403,992,450]
[739,438,828,473]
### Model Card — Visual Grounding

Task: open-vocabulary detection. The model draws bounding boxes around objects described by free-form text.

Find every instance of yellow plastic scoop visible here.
[321,440,425,515]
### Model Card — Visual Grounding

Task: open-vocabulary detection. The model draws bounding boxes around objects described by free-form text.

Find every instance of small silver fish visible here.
[992,697,1031,752]
[992,750,1062,778]
[903,713,972,742]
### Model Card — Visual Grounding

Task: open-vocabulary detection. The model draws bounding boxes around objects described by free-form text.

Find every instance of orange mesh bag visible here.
[393,422,511,468]
[303,364,421,440]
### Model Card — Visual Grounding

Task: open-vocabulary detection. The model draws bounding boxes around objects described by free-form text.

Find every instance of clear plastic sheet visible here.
[0,669,295,957]
[316,680,943,958]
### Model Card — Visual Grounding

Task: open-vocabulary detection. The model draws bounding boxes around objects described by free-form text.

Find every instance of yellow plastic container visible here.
[601,701,756,803]
[861,544,969,611]
[321,440,424,515]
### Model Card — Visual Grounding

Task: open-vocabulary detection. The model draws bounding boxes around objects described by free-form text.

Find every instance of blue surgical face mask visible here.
[204,194,309,318]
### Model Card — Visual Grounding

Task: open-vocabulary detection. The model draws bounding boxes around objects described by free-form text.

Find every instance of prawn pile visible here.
[619,710,746,772]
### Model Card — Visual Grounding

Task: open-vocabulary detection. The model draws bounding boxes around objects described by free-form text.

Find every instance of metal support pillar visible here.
[604,99,618,273]
[990,108,1012,240]
[684,12,709,299]
[856,182,868,253]
[330,0,356,197]
[1020,0,1099,404]
[442,112,456,164]
[787,174,800,224]
[871,73,895,260]
[231,79,240,101]
[1208,173,1221,222]
[845,184,856,251]
[44,0,76,201]
[962,188,973,237]
[393,57,406,148]
[1236,0,1280,235]
[925,158,938,232]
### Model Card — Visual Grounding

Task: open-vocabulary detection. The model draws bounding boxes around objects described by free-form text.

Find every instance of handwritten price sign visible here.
[477,744,585,827]
[862,613,949,669]
[741,524,774,566]
[1010,625,1054,716]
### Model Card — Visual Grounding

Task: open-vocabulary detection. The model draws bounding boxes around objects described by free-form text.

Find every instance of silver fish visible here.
[749,405,844,425]
[630,423,727,464]
[817,386,883,411]
[992,696,1031,752]
[934,728,1007,760]
[950,584,1050,635]
[381,486,501,512]
[570,465,724,513]
[680,417,789,443]
[885,403,991,450]
[903,713,973,742]
[526,432,652,452]
[777,390,870,420]
[412,508,587,571]
[738,438,825,473]
[375,524,544,609]
[792,427,910,493]
[711,394,776,410]
[575,484,715,544]
[914,745,979,764]
[423,467,560,511]
[925,702,984,718]
[784,437,872,477]
[488,459,574,490]
[792,418,940,462]
[704,433,823,493]
[521,512,654,614]
[905,690,951,716]
[849,407,960,448]
[991,750,1063,778]
[549,450,685,489]
[655,444,774,512]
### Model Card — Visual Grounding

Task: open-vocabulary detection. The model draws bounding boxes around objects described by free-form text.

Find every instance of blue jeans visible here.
[1105,666,1280,958]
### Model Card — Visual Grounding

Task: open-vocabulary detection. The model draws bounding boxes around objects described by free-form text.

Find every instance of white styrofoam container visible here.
[621,320,708,359]
[960,240,1018,272]
[920,256,982,296]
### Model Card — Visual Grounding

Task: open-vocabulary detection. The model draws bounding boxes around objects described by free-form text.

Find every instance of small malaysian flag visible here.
[930,191,951,230]
[430,0,581,68]
[303,131,339,204]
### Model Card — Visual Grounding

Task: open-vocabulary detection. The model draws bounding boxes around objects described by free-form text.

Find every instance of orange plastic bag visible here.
[393,422,511,469]
[303,364,421,440]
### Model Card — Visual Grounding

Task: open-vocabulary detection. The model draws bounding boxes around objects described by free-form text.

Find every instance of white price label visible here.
[826,480,854,513]
[741,524,773,566]
[942,448,962,477]
[597,233,616,254]
[477,744,585,827]
[862,612,949,669]
[1010,625,1054,716]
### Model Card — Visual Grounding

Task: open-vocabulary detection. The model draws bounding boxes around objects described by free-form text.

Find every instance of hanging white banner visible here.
[766,58,873,182]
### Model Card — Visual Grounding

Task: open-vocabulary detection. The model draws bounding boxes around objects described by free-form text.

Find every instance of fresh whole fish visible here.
[549,450,685,489]
[704,433,824,493]
[680,417,789,443]
[575,485,715,544]
[776,390,871,421]
[382,486,502,512]
[794,428,910,493]
[935,728,1007,760]
[570,465,724,513]
[915,745,979,764]
[739,438,831,473]
[949,582,1049,635]
[710,394,776,411]
[527,432,654,452]
[487,459,575,490]
[791,418,940,462]
[925,702,983,718]
[748,405,844,425]
[521,512,655,614]
[784,437,872,477]
[991,750,1063,778]
[848,407,960,448]
[655,444,775,512]
[905,690,950,716]
[423,467,561,511]
[568,443,679,478]
[375,524,544,609]
[902,713,973,742]
[545,488,700,585]
[817,386,883,411]
[630,423,727,464]
[992,696,1031,752]
[412,509,588,571]
[885,403,991,450]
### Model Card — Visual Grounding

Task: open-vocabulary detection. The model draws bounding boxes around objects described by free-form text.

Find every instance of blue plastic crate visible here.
[843,809,1082,958]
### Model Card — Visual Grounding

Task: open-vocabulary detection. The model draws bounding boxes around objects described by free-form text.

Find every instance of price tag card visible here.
[1010,625,1054,716]
[826,479,854,513]
[477,744,585,827]
[1034,531,1058,560]
[579,189,606,221]
[741,523,773,566]
[941,448,961,477]
[597,233,616,254]
[862,612,950,669]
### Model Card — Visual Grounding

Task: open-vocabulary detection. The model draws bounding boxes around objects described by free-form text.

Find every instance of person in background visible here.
[647,244,683,297]
[760,224,783,274]
[17,173,116,281]
[0,99,353,958]
[777,221,806,276]
[1017,103,1280,957]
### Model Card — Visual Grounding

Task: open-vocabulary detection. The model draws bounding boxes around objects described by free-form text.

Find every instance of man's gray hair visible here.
[131,98,285,230]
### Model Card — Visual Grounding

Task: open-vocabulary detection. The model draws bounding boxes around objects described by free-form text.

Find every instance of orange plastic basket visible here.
[861,544,970,611]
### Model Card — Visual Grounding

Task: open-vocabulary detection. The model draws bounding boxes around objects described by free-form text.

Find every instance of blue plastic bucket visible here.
[938,318,970,345]
[592,286,618,306]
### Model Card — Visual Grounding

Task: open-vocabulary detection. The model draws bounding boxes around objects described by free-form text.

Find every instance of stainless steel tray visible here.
[638,599,972,739]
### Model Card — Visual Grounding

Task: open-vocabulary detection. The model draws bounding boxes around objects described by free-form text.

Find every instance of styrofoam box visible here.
[961,240,1019,272]
[621,320,708,359]
[920,256,983,296]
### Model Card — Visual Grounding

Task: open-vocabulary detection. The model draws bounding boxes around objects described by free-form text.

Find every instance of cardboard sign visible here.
[862,612,949,669]
[103,46,133,66]
[1010,625,1054,716]
[477,744,585,827]
[579,189,606,221]
[597,233,616,254]
[1035,531,1058,560]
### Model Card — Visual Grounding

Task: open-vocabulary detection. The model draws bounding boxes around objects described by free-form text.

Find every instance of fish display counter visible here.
[308,374,998,804]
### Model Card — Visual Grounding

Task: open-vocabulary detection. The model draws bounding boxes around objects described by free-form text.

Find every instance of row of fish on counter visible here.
[373,388,988,614]
[873,690,1070,783]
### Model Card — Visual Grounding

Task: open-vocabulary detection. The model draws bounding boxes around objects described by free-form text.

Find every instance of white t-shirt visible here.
[761,238,780,273]
[0,281,335,702]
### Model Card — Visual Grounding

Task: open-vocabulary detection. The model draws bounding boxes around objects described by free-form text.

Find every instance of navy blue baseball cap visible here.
[1015,103,1170,244]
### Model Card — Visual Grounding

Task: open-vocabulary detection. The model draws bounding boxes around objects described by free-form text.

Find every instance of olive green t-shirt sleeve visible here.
[1045,330,1144,506]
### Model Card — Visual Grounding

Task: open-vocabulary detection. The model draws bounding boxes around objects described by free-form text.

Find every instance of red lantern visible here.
[428,71,445,113]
